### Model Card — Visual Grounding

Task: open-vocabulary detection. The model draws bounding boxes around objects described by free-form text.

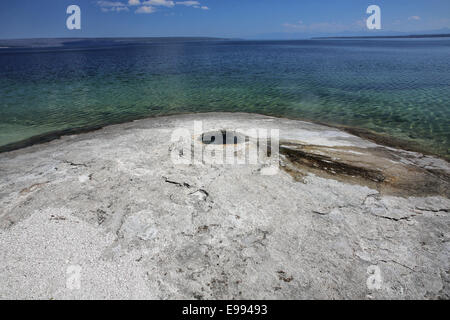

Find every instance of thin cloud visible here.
[115,7,130,12]
[176,1,200,6]
[97,1,126,7]
[135,6,156,13]
[177,2,209,10]
[408,16,421,21]
[98,0,209,14]
[282,20,365,33]
[101,7,129,12]
[143,0,175,7]
[98,1,129,12]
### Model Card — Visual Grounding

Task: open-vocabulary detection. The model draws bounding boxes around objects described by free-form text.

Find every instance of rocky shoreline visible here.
[0,112,449,299]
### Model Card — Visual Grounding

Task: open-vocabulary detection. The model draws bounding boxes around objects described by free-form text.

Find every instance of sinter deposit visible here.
[0,113,449,299]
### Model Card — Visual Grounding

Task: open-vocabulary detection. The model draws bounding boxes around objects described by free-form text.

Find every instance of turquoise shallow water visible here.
[0,39,449,158]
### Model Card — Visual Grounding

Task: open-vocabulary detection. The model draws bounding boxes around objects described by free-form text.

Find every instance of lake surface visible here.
[0,38,449,158]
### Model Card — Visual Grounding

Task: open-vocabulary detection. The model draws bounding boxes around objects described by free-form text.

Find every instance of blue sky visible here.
[0,0,449,39]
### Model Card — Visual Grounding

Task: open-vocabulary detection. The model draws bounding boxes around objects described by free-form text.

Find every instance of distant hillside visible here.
[313,33,450,39]
[0,37,231,49]
[249,28,450,40]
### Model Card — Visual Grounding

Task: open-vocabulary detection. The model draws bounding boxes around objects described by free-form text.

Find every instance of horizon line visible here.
[1,32,450,42]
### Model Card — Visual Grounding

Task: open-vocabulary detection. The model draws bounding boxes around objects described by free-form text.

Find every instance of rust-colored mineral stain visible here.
[280,142,449,198]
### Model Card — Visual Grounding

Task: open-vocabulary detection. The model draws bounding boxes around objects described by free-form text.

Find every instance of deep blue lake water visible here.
[0,38,449,158]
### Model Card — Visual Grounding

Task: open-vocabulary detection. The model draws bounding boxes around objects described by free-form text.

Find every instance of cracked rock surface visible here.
[0,113,449,299]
